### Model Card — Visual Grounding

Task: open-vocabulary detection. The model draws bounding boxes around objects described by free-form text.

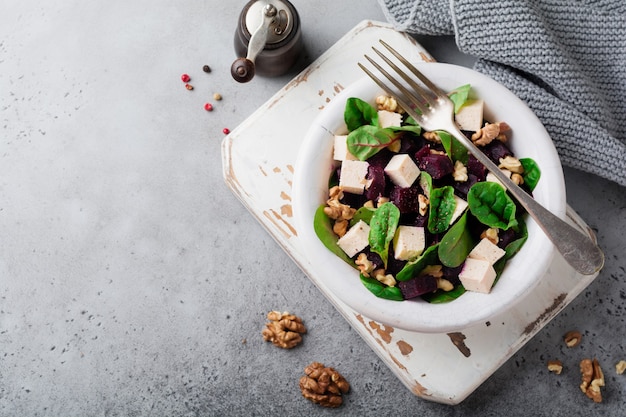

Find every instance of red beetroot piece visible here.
[418,154,454,179]
[398,275,438,299]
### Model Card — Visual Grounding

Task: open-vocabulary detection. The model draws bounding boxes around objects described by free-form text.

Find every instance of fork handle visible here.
[446,124,604,275]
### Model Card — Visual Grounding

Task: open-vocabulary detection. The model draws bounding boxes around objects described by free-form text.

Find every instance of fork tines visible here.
[358,39,443,118]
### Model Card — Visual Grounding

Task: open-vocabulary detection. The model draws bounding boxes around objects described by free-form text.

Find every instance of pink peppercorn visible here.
[204,103,213,111]
[223,128,230,134]
[181,73,191,82]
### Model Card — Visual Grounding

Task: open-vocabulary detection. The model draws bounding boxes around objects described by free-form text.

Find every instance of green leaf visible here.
[359,274,404,301]
[467,181,518,230]
[438,130,468,164]
[419,171,433,199]
[389,124,421,135]
[349,206,375,227]
[344,97,379,131]
[520,157,541,191]
[422,284,466,303]
[438,212,476,267]
[313,205,354,266]
[448,84,471,114]
[428,185,457,234]
[369,202,400,268]
[346,125,400,161]
[396,244,440,282]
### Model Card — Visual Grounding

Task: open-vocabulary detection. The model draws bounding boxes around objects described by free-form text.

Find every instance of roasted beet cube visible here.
[466,154,486,181]
[454,173,479,197]
[484,140,513,164]
[398,275,438,299]
[366,148,394,170]
[498,228,518,250]
[414,144,431,162]
[418,154,454,179]
[366,165,387,201]
[399,136,425,155]
[390,185,420,213]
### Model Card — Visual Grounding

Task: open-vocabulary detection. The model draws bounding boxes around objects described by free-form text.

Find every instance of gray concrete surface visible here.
[1,1,624,416]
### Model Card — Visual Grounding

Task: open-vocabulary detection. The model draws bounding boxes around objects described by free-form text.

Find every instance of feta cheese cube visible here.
[337,220,370,258]
[339,160,369,195]
[455,99,484,132]
[384,154,421,188]
[468,238,506,265]
[450,195,468,225]
[378,110,402,128]
[393,225,425,261]
[458,258,497,293]
[333,134,357,161]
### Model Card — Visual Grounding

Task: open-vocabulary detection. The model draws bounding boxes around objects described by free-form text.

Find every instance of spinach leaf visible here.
[344,97,379,131]
[467,181,518,230]
[439,130,468,164]
[419,171,433,199]
[349,206,375,227]
[428,185,457,234]
[396,244,439,282]
[360,274,404,301]
[369,202,400,268]
[389,124,421,135]
[313,205,354,266]
[422,284,466,303]
[438,212,476,267]
[520,157,541,191]
[448,84,471,114]
[346,125,399,161]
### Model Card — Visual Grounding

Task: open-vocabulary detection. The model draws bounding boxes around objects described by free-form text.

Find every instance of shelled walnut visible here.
[580,358,604,403]
[262,311,306,349]
[299,362,350,408]
[564,330,582,347]
[547,360,563,375]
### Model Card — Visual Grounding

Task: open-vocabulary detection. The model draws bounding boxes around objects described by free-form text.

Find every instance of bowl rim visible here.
[292,62,566,333]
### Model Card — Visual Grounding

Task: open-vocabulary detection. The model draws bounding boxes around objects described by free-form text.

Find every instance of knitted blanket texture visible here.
[378,0,626,187]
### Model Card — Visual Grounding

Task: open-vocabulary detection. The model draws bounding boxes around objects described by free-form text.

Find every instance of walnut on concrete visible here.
[579,358,604,403]
[299,362,350,408]
[261,311,306,349]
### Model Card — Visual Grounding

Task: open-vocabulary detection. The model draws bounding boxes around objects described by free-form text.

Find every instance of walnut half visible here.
[262,311,306,349]
[580,358,605,403]
[299,362,350,408]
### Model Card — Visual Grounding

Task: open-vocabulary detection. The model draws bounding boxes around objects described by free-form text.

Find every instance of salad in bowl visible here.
[292,62,565,333]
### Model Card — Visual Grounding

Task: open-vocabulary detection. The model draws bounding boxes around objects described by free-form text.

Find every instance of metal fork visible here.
[359,39,604,276]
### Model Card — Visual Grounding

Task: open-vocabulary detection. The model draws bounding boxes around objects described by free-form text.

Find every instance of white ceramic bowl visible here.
[292,62,566,333]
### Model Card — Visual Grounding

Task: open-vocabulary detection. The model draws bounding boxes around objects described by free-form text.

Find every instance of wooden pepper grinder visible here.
[231,0,302,83]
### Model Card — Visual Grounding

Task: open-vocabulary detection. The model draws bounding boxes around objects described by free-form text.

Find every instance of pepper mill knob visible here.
[231,58,255,83]
[232,0,302,83]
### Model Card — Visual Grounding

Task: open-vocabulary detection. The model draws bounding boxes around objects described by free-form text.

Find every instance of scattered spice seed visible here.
[185,84,194,90]
[213,93,222,101]
[204,103,213,111]
[181,73,191,82]
[222,128,230,134]
[202,65,211,73]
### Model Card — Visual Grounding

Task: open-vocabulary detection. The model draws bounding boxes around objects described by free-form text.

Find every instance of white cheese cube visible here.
[393,225,425,261]
[333,134,357,161]
[450,195,468,225]
[378,110,402,128]
[459,258,497,293]
[486,169,512,187]
[384,154,421,188]
[337,220,370,258]
[339,160,369,195]
[468,238,506,265]
[455,99,484,132]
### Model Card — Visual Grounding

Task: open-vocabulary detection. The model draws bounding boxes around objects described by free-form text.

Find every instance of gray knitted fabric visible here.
[378,0,626,187]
